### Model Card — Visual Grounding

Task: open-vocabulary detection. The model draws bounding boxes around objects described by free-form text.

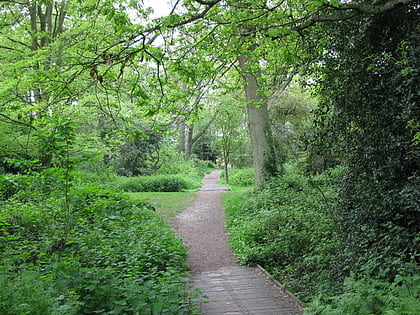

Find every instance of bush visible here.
[224,173,339,300]
[226,168,255,186]
[305,273,420,315]
[0,174,32,200]
[113,175,193,192]
[0,175,201,314]
[224,164,419,310]
[75,168,116,185]
[0,269,79,315]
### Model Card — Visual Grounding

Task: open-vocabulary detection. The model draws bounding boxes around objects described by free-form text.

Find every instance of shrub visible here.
[224,173,339,300]
[0,176,201,314]
[305,273,420,315]
[0,269,79,315]
[227,168,255,186]
[113,175,192,192]
[0,174,31,200]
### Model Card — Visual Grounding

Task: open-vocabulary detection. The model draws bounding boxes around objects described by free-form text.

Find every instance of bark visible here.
[180,114,216,159]
[186,124,194,159]
[237,53,277,187]
[191,114,216,144]
[178,119,186,153]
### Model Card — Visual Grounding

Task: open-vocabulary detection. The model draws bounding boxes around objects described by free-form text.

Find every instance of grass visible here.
[126,192,197,219]
[221,189,249,207]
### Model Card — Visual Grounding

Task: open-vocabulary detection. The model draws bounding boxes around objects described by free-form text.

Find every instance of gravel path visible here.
[172,170,235,272]
[172,170,303,314]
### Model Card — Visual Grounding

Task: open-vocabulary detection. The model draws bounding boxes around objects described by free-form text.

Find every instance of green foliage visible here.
[269,84,316,164]
[110,126,165,177]
[113,175,193,192]
[304,1,419,280]
[0,169,201,314]
[224,171,339,299]
[192,133,219,163]
[224,164,419,309]
[0,269,79,315]
[222,168,255,187]
[0,174,30,200]
[156,146,206,176]
[305,273,420,315]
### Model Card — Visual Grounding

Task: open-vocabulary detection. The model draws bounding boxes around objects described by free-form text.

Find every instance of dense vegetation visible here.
[0,167,203,314]
[224,2,419,314]
[224,166,419,314]
[1,0,418,314]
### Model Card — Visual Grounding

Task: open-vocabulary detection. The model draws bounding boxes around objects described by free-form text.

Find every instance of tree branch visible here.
[194,0,220,5]
[0,113,37,130]
[331,0,413,14]
[293,0,415,32]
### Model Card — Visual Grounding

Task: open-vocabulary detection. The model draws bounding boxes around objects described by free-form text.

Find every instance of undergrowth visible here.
[223,166,419,312]
[113,175,194,192]
[224,172,339,299]
[219,167,255,188]
[0,169,202,314]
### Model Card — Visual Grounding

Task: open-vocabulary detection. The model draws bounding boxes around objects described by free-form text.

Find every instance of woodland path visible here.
[172,170,303,315]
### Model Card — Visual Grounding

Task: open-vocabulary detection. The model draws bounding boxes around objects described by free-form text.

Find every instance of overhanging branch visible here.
[293,0,415,32]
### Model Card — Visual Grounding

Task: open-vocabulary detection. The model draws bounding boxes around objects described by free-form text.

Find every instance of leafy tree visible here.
[213,91,248,182]
[269,83,317,165]
[110,124,166,176]
[305,1,419,277]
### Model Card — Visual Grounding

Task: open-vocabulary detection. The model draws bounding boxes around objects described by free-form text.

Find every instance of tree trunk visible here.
[237,54,278,186]
[178,119,186,154]
[185,124,194,159]
[29,1,68,167]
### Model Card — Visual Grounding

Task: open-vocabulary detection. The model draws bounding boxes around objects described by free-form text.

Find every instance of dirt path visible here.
[172,170,235,272]
[172,170,303,315]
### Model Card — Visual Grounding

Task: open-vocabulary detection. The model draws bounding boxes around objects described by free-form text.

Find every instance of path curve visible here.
[172,170,303,314]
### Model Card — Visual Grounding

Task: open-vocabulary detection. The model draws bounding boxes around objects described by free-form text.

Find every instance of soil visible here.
[171,170,304,314]
[171,170,236,273]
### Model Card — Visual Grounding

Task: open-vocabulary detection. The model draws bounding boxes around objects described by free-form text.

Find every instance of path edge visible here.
[257,264,306,309]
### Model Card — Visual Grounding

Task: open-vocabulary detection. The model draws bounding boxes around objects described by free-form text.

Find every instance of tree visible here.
[213,91,248,182]
[0,0,157,170]
[305,1,419,277]
[268,83,316,165]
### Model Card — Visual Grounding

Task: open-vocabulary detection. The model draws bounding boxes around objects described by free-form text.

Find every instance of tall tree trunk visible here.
[181,114,216,160]
[178,119,186,154]
[185,124,194,159]
[28,1,68,167]
[238,53,278,186]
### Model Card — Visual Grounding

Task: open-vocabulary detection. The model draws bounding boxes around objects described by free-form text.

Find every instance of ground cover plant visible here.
[113,175,193,192]
[224,168,339,300]
[111,153,209,193]
[0,169,201,314]
[223,165,419,313]
[219,167,255,191]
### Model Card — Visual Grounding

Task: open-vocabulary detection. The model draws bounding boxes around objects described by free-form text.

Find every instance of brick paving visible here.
[191,266,303,315]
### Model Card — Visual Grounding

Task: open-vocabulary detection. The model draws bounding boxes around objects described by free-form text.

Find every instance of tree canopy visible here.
[0,0,418,313]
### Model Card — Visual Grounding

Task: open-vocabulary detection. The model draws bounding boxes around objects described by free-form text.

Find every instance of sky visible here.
[143,0,173,18]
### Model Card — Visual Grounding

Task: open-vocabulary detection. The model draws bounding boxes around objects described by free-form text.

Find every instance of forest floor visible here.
[171,170,303,315]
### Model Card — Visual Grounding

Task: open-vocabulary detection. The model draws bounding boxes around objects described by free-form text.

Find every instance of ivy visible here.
[305,2,419,278]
